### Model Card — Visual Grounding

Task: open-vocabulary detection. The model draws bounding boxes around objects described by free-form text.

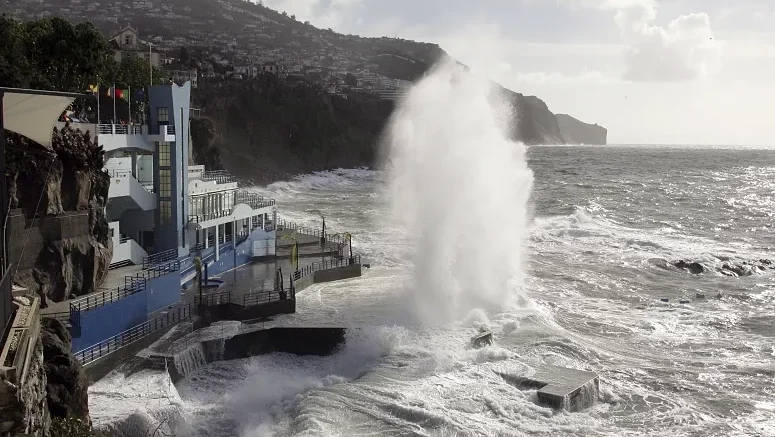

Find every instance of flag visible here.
[106,86,113,97]
[116,89,130,101]
[88,84,98,94]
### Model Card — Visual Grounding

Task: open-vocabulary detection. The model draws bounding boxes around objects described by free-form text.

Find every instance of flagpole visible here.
[149,43,153,85]
[112,84,116,125]
[128,86,131,124]
[96,85,100,125]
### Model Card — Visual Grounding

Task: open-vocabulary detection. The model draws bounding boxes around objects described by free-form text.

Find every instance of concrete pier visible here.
[498,365,599,412]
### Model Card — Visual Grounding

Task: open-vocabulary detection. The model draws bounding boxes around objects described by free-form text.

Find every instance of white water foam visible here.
[384,58,534,326]
[174,343,207,378]
[89,370,186,436]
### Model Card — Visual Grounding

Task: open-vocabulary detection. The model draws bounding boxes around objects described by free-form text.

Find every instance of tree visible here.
[344,73,357,87]
[179,46,190,65]
[110,56,166,88]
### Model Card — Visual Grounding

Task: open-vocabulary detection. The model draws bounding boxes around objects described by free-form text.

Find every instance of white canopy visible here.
[1,88,84,148]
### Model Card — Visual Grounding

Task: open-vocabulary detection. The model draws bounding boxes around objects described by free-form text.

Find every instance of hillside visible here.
[7,0,606,182]
[556,114,608,145]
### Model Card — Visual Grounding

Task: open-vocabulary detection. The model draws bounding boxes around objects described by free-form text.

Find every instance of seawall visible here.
[157,327,346,384]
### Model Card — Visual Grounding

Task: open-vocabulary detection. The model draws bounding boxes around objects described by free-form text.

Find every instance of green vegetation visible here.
[0,15,166,92]
[51,416,91,437]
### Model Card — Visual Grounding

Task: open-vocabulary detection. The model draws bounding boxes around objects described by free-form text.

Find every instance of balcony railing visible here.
[148,124,175,136]
[98,124,143,135]
[108,170,156,193]
[235,192,275,210]
[200,170,237,184]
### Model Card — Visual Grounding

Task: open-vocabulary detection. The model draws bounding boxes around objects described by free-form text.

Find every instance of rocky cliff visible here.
[556,114,608,145]
[190,73,568,183]
[191,76,394,185]
[40,318,89,421]
[5,124,112,304]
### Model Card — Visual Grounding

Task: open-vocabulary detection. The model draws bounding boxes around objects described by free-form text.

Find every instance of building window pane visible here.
[160,200,172,225]
[159,169,171,197]
[157,107,169,124]
[158,142,170,167]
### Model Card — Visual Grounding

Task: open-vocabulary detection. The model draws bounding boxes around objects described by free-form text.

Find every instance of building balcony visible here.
[188,196,275,230]
[107,170,157,215]
[55,122,176,153]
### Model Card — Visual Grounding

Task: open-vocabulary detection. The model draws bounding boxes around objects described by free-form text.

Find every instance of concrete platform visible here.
[498,365,599,412]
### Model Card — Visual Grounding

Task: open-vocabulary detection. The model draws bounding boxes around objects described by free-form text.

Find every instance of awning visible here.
[1,88,86,148]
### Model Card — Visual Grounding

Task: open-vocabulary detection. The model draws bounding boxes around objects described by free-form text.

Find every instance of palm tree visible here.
[308,209,326,248]
[194,256,203,304]
[280,230,300,271]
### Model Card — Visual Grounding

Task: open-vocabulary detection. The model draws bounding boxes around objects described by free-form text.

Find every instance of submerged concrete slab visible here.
[498,365,599,412]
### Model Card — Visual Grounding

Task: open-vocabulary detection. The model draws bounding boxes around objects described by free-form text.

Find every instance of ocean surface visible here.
[157,145,775,437]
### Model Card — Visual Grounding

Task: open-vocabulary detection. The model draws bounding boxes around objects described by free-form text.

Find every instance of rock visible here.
[555,114,608,145]
[41,318,89,421]
[471,330,493,348]
[673,260,704,274]
[6,125,112,303]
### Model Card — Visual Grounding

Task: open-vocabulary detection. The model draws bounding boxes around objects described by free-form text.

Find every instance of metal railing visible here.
[235,192,275,209]
[69,259,180,319]
[148,124,175,136]
[188,209,232,223]
[242,289,289,306]
[109,170,156,194]
[188,193,275,224]
[276,219,347,247]
[98,124,143,135]
[69,279,146,315]
[134,259,180,280]
[142,248,178,269]
[201,170,237,184]
[73,304,193,365]
[195,288,293,308]
[291,255,361,281]
[195,291,233,307]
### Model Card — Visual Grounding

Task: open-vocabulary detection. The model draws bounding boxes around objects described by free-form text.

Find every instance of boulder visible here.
[41,318,89,421]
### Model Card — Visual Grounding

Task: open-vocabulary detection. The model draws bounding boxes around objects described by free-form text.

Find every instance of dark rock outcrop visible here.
[5,124,112,303]
[41,318,89,421]
[673,260,705,275]
[670,259,775,277]
[556,114,608,145]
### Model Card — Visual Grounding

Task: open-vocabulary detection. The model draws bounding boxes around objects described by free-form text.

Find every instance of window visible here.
[110,228,115,238]
[157,107,169,124]
[159,169,171,197]
[124,34,133,46]
[160,200,172,225]
[158,142,170,167]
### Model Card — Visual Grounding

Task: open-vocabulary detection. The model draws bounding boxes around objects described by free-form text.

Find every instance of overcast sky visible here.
[261,0,775,146]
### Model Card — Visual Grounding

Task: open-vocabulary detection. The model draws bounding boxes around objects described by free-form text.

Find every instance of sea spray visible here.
[384,59,534,326]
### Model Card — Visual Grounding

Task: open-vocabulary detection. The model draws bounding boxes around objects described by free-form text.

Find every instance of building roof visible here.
[111,25,137,40]
[1,88,84,147]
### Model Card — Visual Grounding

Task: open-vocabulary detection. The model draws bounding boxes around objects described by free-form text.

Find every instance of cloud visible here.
[512,70,612,85]
[564,0,722,82]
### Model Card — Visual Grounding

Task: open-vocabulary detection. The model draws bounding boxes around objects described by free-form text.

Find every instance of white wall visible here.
[105,156,154,183]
